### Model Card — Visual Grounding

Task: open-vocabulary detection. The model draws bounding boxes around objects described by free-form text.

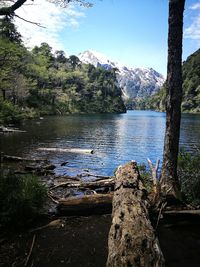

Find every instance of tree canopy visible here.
[0,0,92,17]
[0,17,125,124]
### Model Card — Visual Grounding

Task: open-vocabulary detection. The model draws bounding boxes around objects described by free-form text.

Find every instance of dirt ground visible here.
[0,214,200,267]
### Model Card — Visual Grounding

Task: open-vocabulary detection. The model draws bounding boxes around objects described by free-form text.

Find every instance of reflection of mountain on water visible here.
[1,111,200,177]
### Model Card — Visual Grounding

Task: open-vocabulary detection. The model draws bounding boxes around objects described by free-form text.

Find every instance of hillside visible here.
[144,49,200,113]
[78,50,165,100]
[0,18,126,124]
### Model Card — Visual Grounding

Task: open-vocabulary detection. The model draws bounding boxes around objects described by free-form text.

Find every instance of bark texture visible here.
[161,0,185,196]
[51,178,114,190]
[107,162,164,267]
[58,193,113,216]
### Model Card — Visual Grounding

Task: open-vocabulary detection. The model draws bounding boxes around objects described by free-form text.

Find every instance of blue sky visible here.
[15,0,200,76]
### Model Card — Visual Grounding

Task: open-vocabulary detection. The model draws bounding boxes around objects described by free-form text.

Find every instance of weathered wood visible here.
[0,126,26,133]
[147,158,160,189]
[58,193,113,216]
[38,147,94,154]
[2,155,47,162]
[24,164,56,171]
[107,161,165,267]
[81,173,111,180]
[164,209,200,216]
[51,178,115,190]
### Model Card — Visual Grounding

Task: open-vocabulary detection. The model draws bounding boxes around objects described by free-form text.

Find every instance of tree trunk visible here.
[107,162,164,267]
[0,0,27,16]
[161,0,185,197]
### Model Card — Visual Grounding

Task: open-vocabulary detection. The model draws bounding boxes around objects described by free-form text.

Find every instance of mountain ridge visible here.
[78,50,165,99]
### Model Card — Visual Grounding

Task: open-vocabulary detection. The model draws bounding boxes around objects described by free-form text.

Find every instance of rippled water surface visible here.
[1,111,200,176]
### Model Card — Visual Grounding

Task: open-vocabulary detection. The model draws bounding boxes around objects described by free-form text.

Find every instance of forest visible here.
[132,48,200,112]
[0,17,125,124]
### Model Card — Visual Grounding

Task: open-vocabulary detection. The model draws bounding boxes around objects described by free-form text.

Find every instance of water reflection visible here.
[0,111,199,176]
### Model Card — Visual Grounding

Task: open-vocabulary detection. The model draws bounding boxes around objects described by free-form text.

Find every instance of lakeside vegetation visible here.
[0,17,125,125]
[126,48,200,113]
[0,171,47,228]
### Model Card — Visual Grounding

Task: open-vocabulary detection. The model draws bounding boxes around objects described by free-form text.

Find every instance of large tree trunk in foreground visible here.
[107,162,164,267]
[161,0,185,197]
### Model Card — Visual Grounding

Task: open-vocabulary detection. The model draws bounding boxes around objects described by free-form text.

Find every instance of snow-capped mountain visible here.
[78,50,165,99]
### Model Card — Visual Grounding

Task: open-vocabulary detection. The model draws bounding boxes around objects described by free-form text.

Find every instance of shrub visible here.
[0,98,24,124]
[0,171,47,228]
[138,163,153,192]
[178,150,200,206]
[0,98,38,124]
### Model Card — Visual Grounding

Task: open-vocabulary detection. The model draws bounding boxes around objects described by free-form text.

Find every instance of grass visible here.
[0,171,47,228]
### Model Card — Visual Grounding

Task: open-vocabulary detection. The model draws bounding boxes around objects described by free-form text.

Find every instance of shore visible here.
[1,214,200,267]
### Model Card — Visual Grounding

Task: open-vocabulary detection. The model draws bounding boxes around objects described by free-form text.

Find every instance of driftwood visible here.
[163,209,200,216]
[58,193,113,216]
[2,154,47,163]
[24,164,56,171]
[38,147,94,154]
[81,173,111,180]
[51,178,115,191]
[0,126,26,133]
[24,235,36,267]
[107,161,165,267]
[30,219,64,232]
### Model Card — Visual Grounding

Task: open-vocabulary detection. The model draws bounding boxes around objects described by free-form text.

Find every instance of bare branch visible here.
[15,14,46,28]
[147,158,160,195]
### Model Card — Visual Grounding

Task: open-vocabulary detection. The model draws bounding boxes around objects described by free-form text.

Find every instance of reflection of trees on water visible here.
[180,114,200,154]
[1,112,200,175]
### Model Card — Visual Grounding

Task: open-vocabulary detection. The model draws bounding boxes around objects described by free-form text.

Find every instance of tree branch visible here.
[0,0,27,16]
[15,14,46,28]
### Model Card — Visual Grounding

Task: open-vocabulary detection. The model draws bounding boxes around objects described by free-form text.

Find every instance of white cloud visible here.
[14,0,85,51]
[189,2,200,10]
[184,1,200,43]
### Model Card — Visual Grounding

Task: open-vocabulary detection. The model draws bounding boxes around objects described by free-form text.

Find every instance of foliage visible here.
[178,150,200,206]
[138,163,152,193]
[141,49,200,113]
[0,97,24,124]
[0,171,47,228]
[0,97,38,124]
[0,18,126,122]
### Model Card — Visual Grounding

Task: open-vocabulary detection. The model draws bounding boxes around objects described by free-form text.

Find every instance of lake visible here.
[1,110,200,177]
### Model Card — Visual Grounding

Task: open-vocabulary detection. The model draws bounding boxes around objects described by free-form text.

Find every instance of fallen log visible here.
[107,161,165,267]
[163,209,200,215]
[38,147,94,154]
[2,155,48,163]
[81,173,111,180]
[24,164,56,172]
[58,193,113,216]
[0,126,26,133]
[51,178,115,191]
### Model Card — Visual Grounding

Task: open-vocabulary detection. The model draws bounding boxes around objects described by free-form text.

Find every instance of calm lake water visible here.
[1,110,200,177]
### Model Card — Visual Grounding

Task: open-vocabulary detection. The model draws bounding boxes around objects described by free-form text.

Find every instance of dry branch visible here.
[51,178,115,190]
[24,235,36,267]
[147,158,160,190]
